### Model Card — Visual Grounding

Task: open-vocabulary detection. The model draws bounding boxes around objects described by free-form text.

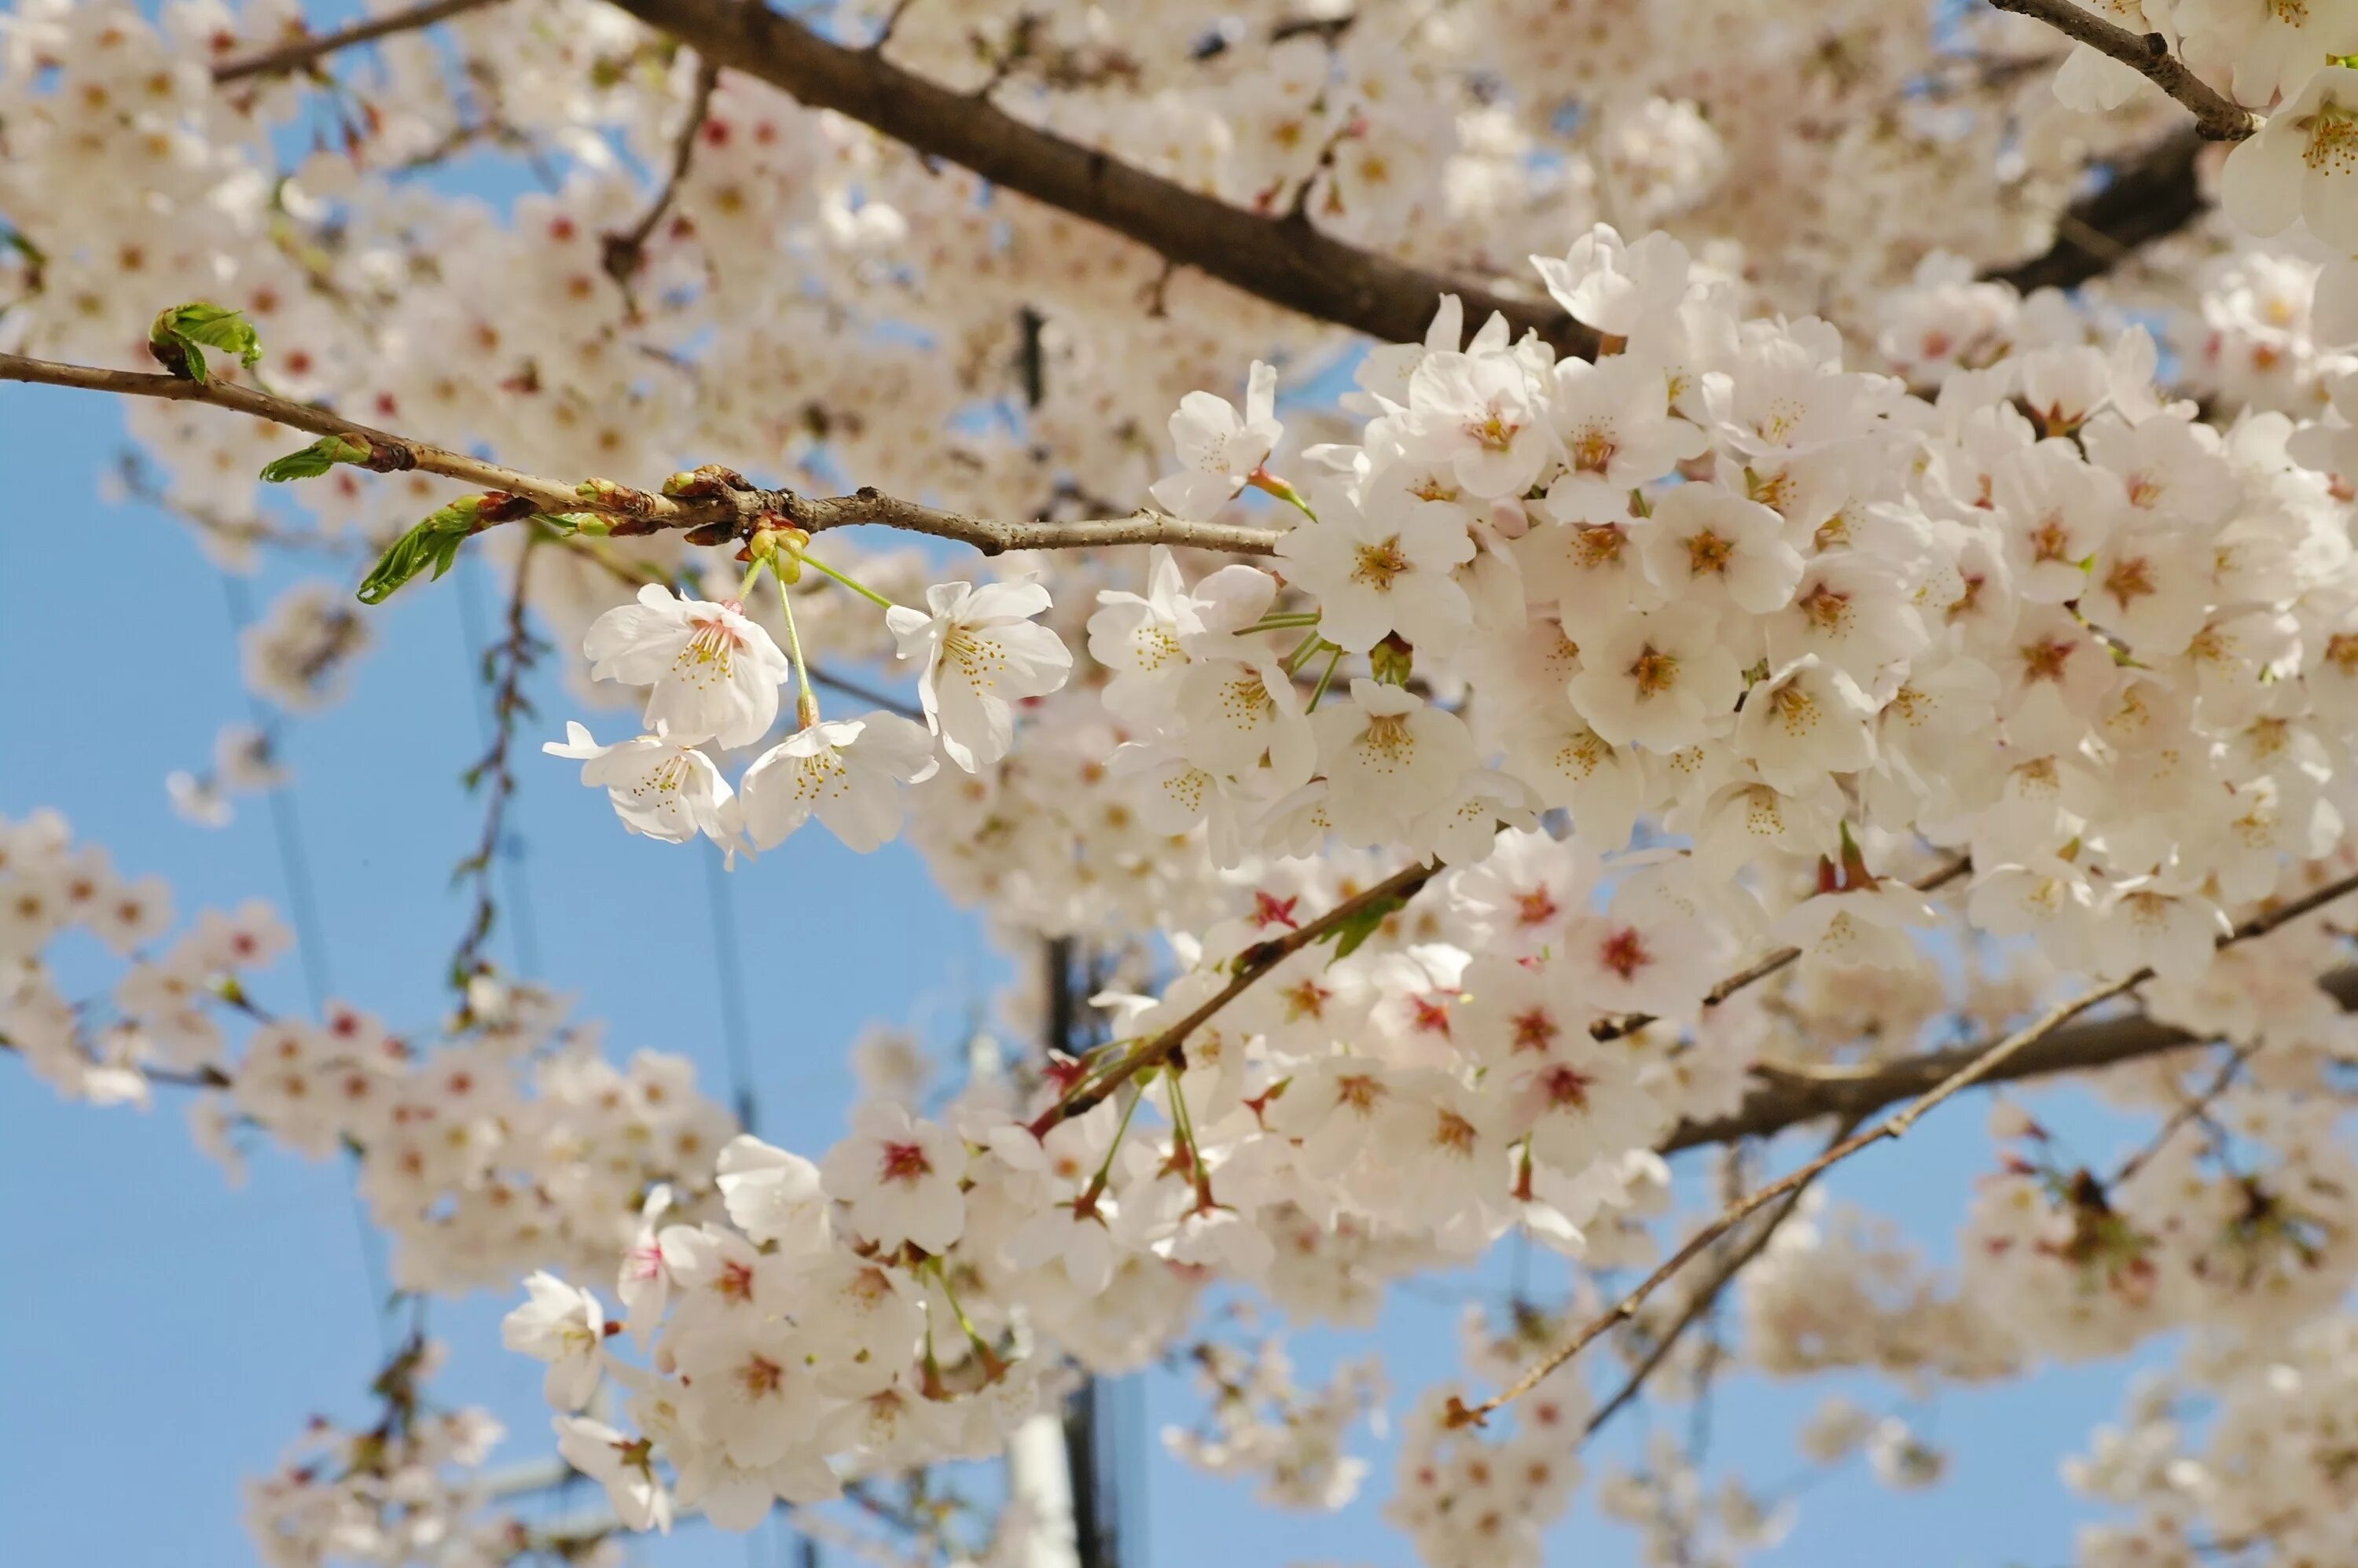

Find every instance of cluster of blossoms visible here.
[1161,1336,1382,1511]
[2066,1315,2358,1566]
[244,1353,549,1568]
[0,806,739,1293]
[17,0,2358,1563]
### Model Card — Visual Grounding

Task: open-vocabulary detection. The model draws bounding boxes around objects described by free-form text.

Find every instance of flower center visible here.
[1567,421,1618,474]
[1351,535,1410,589]
[878,1140,933,1185]
[1539,1063,1595,1110]
[1510,1007,1560,1054]
[2019,634,2076,683]
[1626,644,1679,696]
[1574,523,1628,568]
[1598,926,1651,979]
[2299,100,2358,174]
[1469,407,1521,453]
[2103,555,2155,604]
[1684,529,1734,577]
[1359,712,1415,762]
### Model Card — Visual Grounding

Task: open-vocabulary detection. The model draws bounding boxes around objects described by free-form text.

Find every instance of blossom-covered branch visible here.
[1029,854,1448,1136]
[603,0,1597,356]
[1457,868,2358,1427]
[211,0,512,84]
[1985,0,2253,141]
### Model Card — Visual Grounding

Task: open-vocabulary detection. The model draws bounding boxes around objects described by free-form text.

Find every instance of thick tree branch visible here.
[1984,0,2253,141]
[1456,869,2358,1426]
[601,0,1595,358]
[1986,129,2206,294]
[211,0,511,84]
[0,351,1283,558]
[1666,964,2358,1154]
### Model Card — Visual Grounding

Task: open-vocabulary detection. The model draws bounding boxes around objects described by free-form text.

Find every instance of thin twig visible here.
[450,537,545,990]
[1583,1115,1863,1443]
[1983,0,2253,139]
[1027,857,1445,1136]
[0,350,1284,557]
[602,57,724,303]
[212,0,511,84]
[2108,1044,2257,1187]
[1453,868,2358,1427]
[1592,857,1972,1044]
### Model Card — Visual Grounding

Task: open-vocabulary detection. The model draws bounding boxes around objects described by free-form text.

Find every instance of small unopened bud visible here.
[1372,632,1415,685]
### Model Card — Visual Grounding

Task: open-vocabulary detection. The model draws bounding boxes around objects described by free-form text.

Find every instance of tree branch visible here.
[1985,129,2206,294]
[1591,857,1972,1045]
[602,55,725,302]
[1454,868,2358,1427]
[211,0,512,84]
[1581,1114,1864,1445]
[0,351,1284,559]
[1984,0,2253,141]
[1669,963,2358,1155]
[1027,857,1446,1137]
[600,0,1595,358]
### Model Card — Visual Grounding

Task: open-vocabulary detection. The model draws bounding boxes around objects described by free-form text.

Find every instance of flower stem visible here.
[736,556,767,600]
[1240,611,1323,634]
[787,545,897,610]
[1284,632,1331,677]
[1166,1070,1216,1213]
[1306,644,1346,711]
[769,561,820,728]
[1079,1074,1148,1206]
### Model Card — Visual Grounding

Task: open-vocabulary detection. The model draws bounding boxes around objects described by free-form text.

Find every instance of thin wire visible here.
[454,556,545,976]
[219,570,395,1347]
[702,850,759,1134]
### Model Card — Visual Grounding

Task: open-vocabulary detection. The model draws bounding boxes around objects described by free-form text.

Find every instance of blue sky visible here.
[0,370,2180,1568]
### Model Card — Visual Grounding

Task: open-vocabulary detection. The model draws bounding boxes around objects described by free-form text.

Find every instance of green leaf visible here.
[1320,894,1405,963]
[259,435,370,483]
[357,498,482,605]
[148,302,263,384]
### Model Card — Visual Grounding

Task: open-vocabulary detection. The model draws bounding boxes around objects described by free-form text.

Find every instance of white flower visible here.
[1733,655,1879,790]
[1530,224,1692,338]
[1151,361,1283,520]
[2222,65,2358,252]
[1309,680,1478,845]
[544,722,733,845]
[1276,476,1475,654]
[886,579,1072,773]
[1402,348,1555,500]
[1088,547,1274,724]
[818,1101,967,1253]
[1566,604,1742,751]
[1173,648,1317,788]
[555,1416,672,1533]
[2179,0,2358,110]
[583,584,789,750]
[714,1134,832,1256]
[1546,351,1709,518]
[502,1271,606,1411]
[1771,885,1934,974]
[1636,486,1802,613]
[734,711,938,853]
[2089,879,2231,981]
